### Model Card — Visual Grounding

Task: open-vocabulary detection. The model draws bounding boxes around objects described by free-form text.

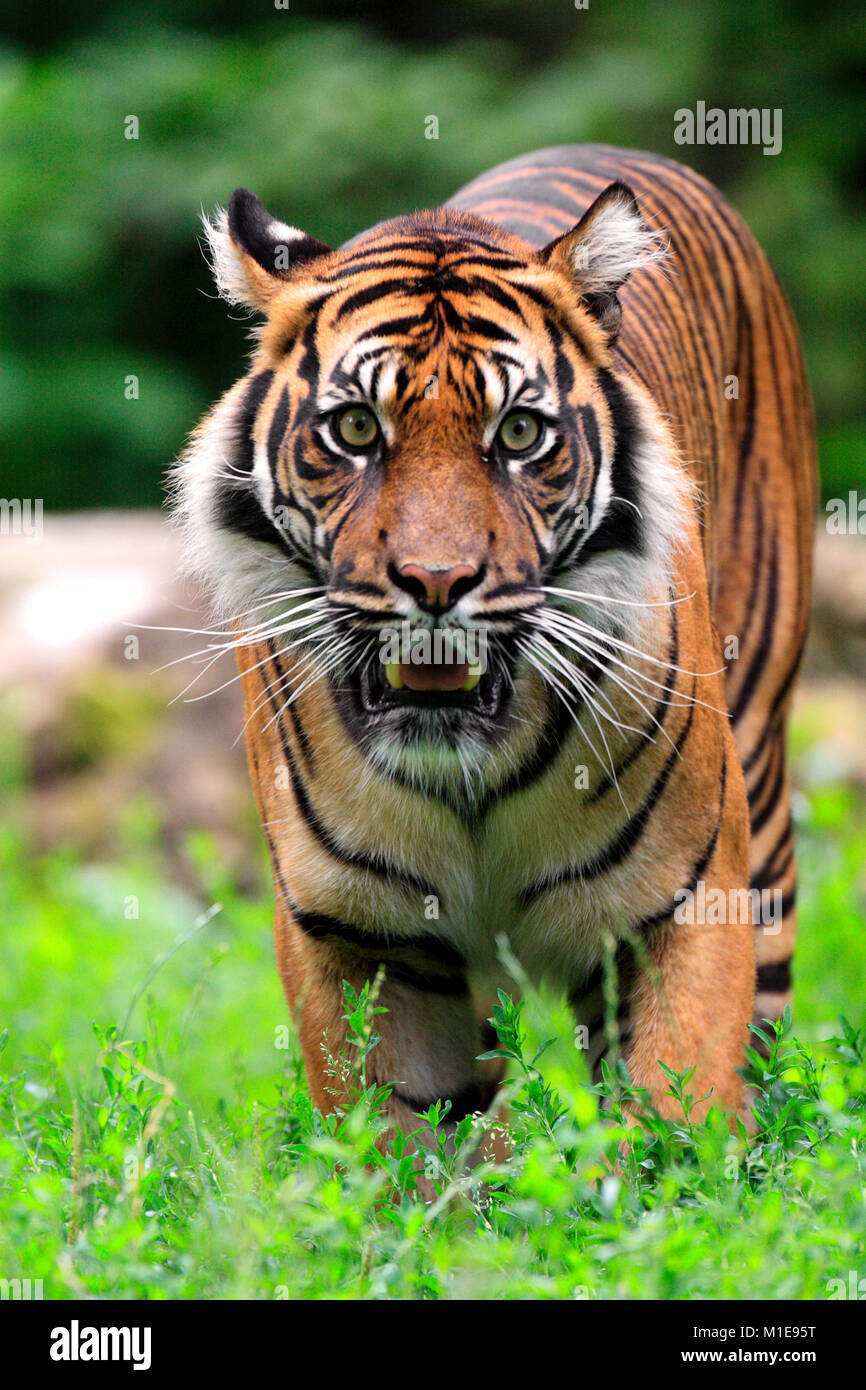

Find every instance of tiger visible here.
[174,144,816,1148]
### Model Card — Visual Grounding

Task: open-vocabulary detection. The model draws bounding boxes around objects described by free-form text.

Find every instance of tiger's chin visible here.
[338,650,513,787]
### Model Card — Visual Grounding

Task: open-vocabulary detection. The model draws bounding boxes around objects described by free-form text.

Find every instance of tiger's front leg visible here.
[580,737,756,1121]
[273,899,506,1173]
[619,910,755,1121]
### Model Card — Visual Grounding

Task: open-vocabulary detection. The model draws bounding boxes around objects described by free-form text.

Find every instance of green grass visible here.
[1,741,865,1300]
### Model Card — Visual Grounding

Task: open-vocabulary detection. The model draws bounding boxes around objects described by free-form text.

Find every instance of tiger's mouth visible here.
[330,623,513,756]
[354,648,506,718]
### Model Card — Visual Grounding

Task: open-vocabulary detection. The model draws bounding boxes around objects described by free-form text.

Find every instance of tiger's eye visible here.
[497,411,540,453]
[336,405,379,449]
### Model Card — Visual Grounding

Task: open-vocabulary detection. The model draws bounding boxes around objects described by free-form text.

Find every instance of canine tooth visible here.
[462,668,482,692]
[385,661,404,690]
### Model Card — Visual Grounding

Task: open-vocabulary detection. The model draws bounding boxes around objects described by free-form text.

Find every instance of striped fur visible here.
[175,146,816,1148]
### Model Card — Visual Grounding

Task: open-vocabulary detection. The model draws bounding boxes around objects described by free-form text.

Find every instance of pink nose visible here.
[396,562,482,612]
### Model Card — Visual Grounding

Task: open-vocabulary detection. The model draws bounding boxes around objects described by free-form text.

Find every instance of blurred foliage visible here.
[1,0,864,509]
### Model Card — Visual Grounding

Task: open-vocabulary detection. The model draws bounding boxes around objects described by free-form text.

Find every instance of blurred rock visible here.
[803,528,866,680]
[795,526,866,790]
[0,510,257,883]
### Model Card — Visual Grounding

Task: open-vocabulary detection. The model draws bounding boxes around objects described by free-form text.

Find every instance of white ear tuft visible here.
[540,183,668,341]
[202,206,254,308]
[566,184,669,295]
[202,191,333,311]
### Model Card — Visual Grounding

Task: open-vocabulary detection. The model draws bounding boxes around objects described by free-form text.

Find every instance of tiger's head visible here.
[175,183,686,780]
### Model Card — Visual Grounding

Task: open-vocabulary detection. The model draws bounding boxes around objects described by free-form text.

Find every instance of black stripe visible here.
[633,749,728,930]
[214,369,299,553]
[520,691,696,905]
[752,849,794,895]
[749,745,787,838]
[731,485,765,675]
[462,275,526,319]
[746,734,782,810]
[215,480,296,556]
[585,606,678,804]
[575,368,643,564]
[235,369,275,473]
[446,251,525,271]
[267,384,290,474]
[751,814,794,891]
[756,959,792,994]
[321,256,439,282]
[262,648,441,903]
[356,314,424,341]
[285,697,314,773]
[336,278,422,318]
[485,581,541,602]
[463,314,518,343]
[330,576,388,600]
[474,689,575,821]
[729,530,779,725]
[258,656,298,756]
[291,906,463,968]
[740,635,805,778]
[292,908,467,996]
[732,305,757,533]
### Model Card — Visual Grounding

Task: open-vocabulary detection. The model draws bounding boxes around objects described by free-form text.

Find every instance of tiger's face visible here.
[181,184,679,776]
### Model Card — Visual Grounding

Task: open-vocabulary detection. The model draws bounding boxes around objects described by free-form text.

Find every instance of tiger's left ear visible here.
[540,182,667,341]
[204,188,332,311]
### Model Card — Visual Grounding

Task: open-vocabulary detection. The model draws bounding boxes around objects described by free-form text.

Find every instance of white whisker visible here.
[519,633,628,803]
[531,609,728,719]
[527,612,682,751]
[539,584,696,612]
[516,637,614,795]
[178,612,355,703]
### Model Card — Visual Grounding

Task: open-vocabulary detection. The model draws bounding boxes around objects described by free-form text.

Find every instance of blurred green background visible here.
[1,0,864,511]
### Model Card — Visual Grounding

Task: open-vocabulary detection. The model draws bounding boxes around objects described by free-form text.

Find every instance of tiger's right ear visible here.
[204,188,332,310]
[539,182,667,341]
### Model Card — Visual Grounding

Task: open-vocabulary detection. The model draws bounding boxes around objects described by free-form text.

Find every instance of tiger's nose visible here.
[390,561,485,613]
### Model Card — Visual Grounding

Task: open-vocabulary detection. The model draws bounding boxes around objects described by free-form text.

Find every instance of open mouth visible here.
[383,656,481,695]
[350,646,506,719]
